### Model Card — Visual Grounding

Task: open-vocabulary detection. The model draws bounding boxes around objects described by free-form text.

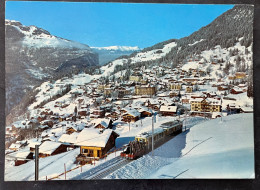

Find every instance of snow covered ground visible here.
[106,113,254,179]
[4,116,205,181]
[6,113,254,180]
[5,147,124,181]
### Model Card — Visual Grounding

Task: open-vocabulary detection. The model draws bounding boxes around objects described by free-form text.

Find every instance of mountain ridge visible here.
[5,19,99,116]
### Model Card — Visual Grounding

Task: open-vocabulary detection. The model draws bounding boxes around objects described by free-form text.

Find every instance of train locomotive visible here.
[120,120,183,160]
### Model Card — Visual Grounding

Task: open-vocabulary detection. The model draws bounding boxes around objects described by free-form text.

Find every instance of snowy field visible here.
[106,113,254,179]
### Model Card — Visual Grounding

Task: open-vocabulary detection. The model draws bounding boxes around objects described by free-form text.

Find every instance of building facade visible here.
[190,98,221,112]
[135,86,156,96]
[169,83,182,90]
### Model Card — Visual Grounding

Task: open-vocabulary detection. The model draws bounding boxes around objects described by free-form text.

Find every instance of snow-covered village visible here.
[4,4,254,180]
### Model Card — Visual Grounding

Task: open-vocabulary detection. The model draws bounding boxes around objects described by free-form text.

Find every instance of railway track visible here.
[71,156,132,180]
[89,158,131,179]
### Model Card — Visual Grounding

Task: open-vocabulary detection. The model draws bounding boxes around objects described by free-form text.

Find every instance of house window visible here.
[82,149,88,154]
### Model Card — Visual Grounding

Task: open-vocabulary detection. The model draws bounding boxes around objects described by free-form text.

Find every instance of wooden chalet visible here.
[186,86,193,93]
[78,109,88,117]
[39,141,68,158]
[160,106,177,116]
[145,100,160,111]
[217,86,229,91]
[9,150,33,166]
[65,123,85,134]
[169,91,180,98]
[139,107,153,117]
[91,118,113,129]
[76,129,119,164]
[66,126,77,134]
[122,109,140,122]
[235,72,246,79]
[91,109,105,118]
[28,141,42,153]
[9,141,27,151]
[230,87,243,94]
[40,120,54,128]
[40,109,53,116]
[182,78,199,84]
[105,111,120,120]
[182,97,190,104]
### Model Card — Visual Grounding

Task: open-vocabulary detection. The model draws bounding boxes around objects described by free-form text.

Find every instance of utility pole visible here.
[221,95,223,122]
[185,110,187,131]
[64,163,66,180]
[35,145,39,181]
[152,114,154,156]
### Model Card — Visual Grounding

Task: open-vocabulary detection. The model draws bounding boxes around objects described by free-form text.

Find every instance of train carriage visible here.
[121,120,183,160]
[160,120,183,136]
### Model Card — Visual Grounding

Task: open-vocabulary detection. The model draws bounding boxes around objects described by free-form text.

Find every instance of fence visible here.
[47,145,127,180]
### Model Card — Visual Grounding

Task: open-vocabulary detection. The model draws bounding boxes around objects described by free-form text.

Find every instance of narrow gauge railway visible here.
[73,120,183,179]
[121,120,183,160]
[72,156,132,180]
[89,157,132,179]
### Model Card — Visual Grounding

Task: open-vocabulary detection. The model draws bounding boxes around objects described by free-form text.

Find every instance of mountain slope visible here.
[5,20,99,115]
[91,46,140,66]
[6,5,253,124]
[98,5,253,77]
[164,4,253,65]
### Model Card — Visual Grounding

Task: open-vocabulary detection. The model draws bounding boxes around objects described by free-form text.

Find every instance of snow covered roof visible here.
[8,148,32,160]
[91,118,111,128]
[122,109,141,117]
[75,128,116,147]
[138,106,153,113]
[160,106,177,113]
[9,143,22,149]
[28,141,41,148]
[206,98,221,105]
[39,141,63,155]
[12,121,26,129]
[241,107,253,112]
[59,132,79,144]
[157,92,169,97]
[190,98,205,102]
[232,87,243,92]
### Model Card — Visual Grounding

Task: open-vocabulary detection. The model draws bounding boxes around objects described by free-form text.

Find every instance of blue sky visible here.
[6,2,234,48]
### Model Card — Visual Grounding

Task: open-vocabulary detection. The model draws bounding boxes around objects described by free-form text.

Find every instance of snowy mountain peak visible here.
[5,19,91,50]
[5,19,22,26]
[91,46,140,51]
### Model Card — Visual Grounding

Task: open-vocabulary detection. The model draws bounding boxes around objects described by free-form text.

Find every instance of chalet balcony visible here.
[76,154,100,165]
